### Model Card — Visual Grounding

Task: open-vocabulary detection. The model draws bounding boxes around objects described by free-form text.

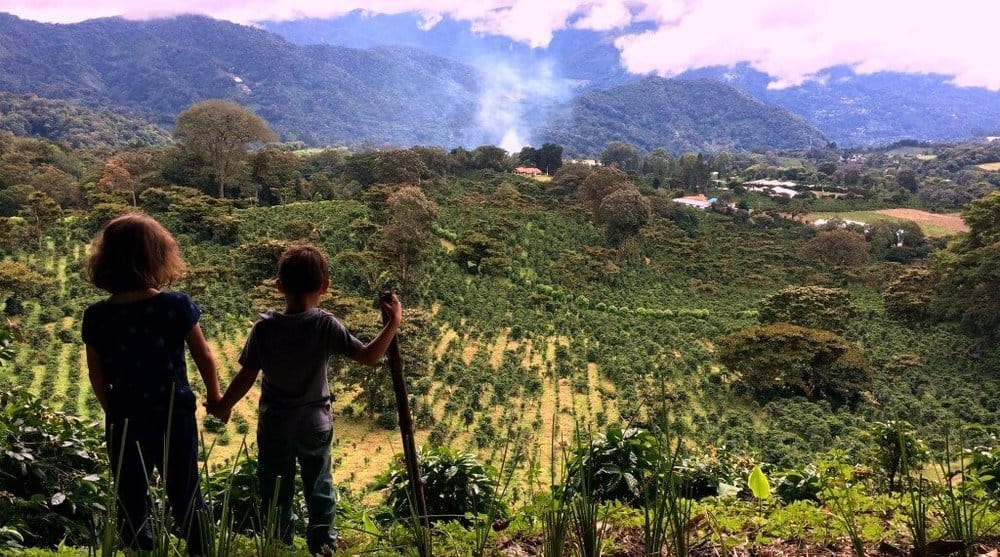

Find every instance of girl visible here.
[83,213,221,554]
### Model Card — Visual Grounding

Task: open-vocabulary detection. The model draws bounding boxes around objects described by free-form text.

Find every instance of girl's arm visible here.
[212,366,261,423]
[85,344,109,413]
[186,323,222,403]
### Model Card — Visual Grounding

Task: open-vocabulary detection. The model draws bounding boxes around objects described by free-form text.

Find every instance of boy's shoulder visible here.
[250,308,344,335]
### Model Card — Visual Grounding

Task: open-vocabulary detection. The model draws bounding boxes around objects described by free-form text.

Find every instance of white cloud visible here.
[615,0,1000,91]
[3,0,999,89]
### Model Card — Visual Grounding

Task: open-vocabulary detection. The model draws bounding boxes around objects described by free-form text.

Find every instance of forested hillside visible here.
[0,14,481,147]
[265,14,1000,147]
[3,97,1000,553]
[1,14,837,155]
[679,64,1000,146]
[0,93,170,148]
[541,77,827,155]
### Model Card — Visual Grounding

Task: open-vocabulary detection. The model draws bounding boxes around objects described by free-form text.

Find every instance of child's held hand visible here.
[381,293,403,326]
[204,399,232,423]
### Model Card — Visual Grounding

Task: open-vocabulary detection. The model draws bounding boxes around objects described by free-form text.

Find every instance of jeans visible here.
[106,410,206,555]
[257,429,337,553]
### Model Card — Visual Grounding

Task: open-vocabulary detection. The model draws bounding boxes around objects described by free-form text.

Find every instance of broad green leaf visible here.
[748,466,771,500]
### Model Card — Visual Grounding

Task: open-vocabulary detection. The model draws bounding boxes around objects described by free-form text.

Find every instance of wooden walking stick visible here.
[379,291,431,539]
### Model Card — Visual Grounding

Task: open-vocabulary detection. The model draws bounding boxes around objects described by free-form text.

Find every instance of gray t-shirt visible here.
[239,308,364,439]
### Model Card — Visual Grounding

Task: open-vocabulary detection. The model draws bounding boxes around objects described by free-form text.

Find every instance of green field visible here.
[804,209,966,237]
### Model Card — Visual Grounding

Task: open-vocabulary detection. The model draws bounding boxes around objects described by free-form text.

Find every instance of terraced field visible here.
[4,195,996,505]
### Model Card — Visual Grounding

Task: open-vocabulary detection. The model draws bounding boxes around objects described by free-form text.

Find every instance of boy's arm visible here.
[85,344,109,413]
[216,366,261,421]
[186,323,222,404]
[351,295,403,366]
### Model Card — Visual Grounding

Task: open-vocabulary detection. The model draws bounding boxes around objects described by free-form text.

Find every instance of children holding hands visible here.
[85,214,400,556]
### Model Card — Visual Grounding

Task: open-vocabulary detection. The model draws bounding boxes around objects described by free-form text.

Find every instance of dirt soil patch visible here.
[875,208,969,234]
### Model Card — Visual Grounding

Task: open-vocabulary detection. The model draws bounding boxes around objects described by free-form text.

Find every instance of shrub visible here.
[801,229,869,267]
[564,427,660,505]
[0,389,105,548]
[203,451,308,536]
[378,446,504,524]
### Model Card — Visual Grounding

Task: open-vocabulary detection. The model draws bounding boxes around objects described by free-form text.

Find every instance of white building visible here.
[673,195,714,210]
[813,218,867,229]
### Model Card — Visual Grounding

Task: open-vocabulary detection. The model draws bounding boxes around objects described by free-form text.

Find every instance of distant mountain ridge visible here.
[266,13,1000,147]
[542,77,827,155]
[678,65,1000,146]
[0,13,828,154]
[0,13,482,147]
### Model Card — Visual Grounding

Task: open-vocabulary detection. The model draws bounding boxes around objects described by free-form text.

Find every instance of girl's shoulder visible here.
[156,291,203,311]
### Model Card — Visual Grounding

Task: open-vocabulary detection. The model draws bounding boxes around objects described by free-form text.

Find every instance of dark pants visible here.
[107,409,206,555]
[257,429,337,553]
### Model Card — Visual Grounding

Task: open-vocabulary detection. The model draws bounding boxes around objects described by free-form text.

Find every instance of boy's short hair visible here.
[278,244,329,296]
[87,213,186,293]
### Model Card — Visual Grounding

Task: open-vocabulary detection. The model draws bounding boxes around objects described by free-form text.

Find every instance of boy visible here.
[209,244,402,554]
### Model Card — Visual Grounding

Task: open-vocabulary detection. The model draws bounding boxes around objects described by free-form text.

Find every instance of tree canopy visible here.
[173,100,277,199]
[719,323,872,403]
[758,286,853,333]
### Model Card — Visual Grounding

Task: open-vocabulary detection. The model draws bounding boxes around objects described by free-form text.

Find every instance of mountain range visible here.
[1,12,998,153]
[265,11,1000,147]
[0,14,481,147]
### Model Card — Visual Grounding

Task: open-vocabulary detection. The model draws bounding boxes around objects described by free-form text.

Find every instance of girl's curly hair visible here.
[87,213,186,293]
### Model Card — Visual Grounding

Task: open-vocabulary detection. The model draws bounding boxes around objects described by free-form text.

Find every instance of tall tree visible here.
[536,143,564,174]
[677,153,710,191]
[759,286,853,333]
[549,163,593,197]
[99,151,156,206]
[374,149,431,185]
[173,100,277,199]
[517,146,539,167]
[471,145,511,172]
[801,229,869,267]
[600,141,641,174]
[250,148,302,205]
[719,323,871,403]
[380,186,439,296]
[931,191,1000,337]
[579,166,630,222]
[598,188,650,248]
[18,191,61,245]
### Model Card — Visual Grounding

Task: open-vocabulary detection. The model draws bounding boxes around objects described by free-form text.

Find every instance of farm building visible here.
[746,179,800,198]
[746,179,797,188]
[672,194,715,210]
[515,166,544,176]
[813,218,867,229]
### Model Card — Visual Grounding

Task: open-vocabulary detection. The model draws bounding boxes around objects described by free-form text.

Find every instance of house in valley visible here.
[514,166,544,177]
[672,194,715,210]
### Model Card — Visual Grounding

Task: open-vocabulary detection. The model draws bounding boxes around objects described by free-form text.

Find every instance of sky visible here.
[2,0,999,90]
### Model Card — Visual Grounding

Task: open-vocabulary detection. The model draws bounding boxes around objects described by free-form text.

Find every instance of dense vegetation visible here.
[3,100,1000,554]
[262,14,1000,147]
[0,14,480,147]
[0,93,170,148]
[0,14,849,156]
[542,77,827,156]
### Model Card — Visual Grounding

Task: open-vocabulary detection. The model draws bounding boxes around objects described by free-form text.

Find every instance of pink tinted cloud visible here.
[2,0,999,89]
[615,0,1000,90]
